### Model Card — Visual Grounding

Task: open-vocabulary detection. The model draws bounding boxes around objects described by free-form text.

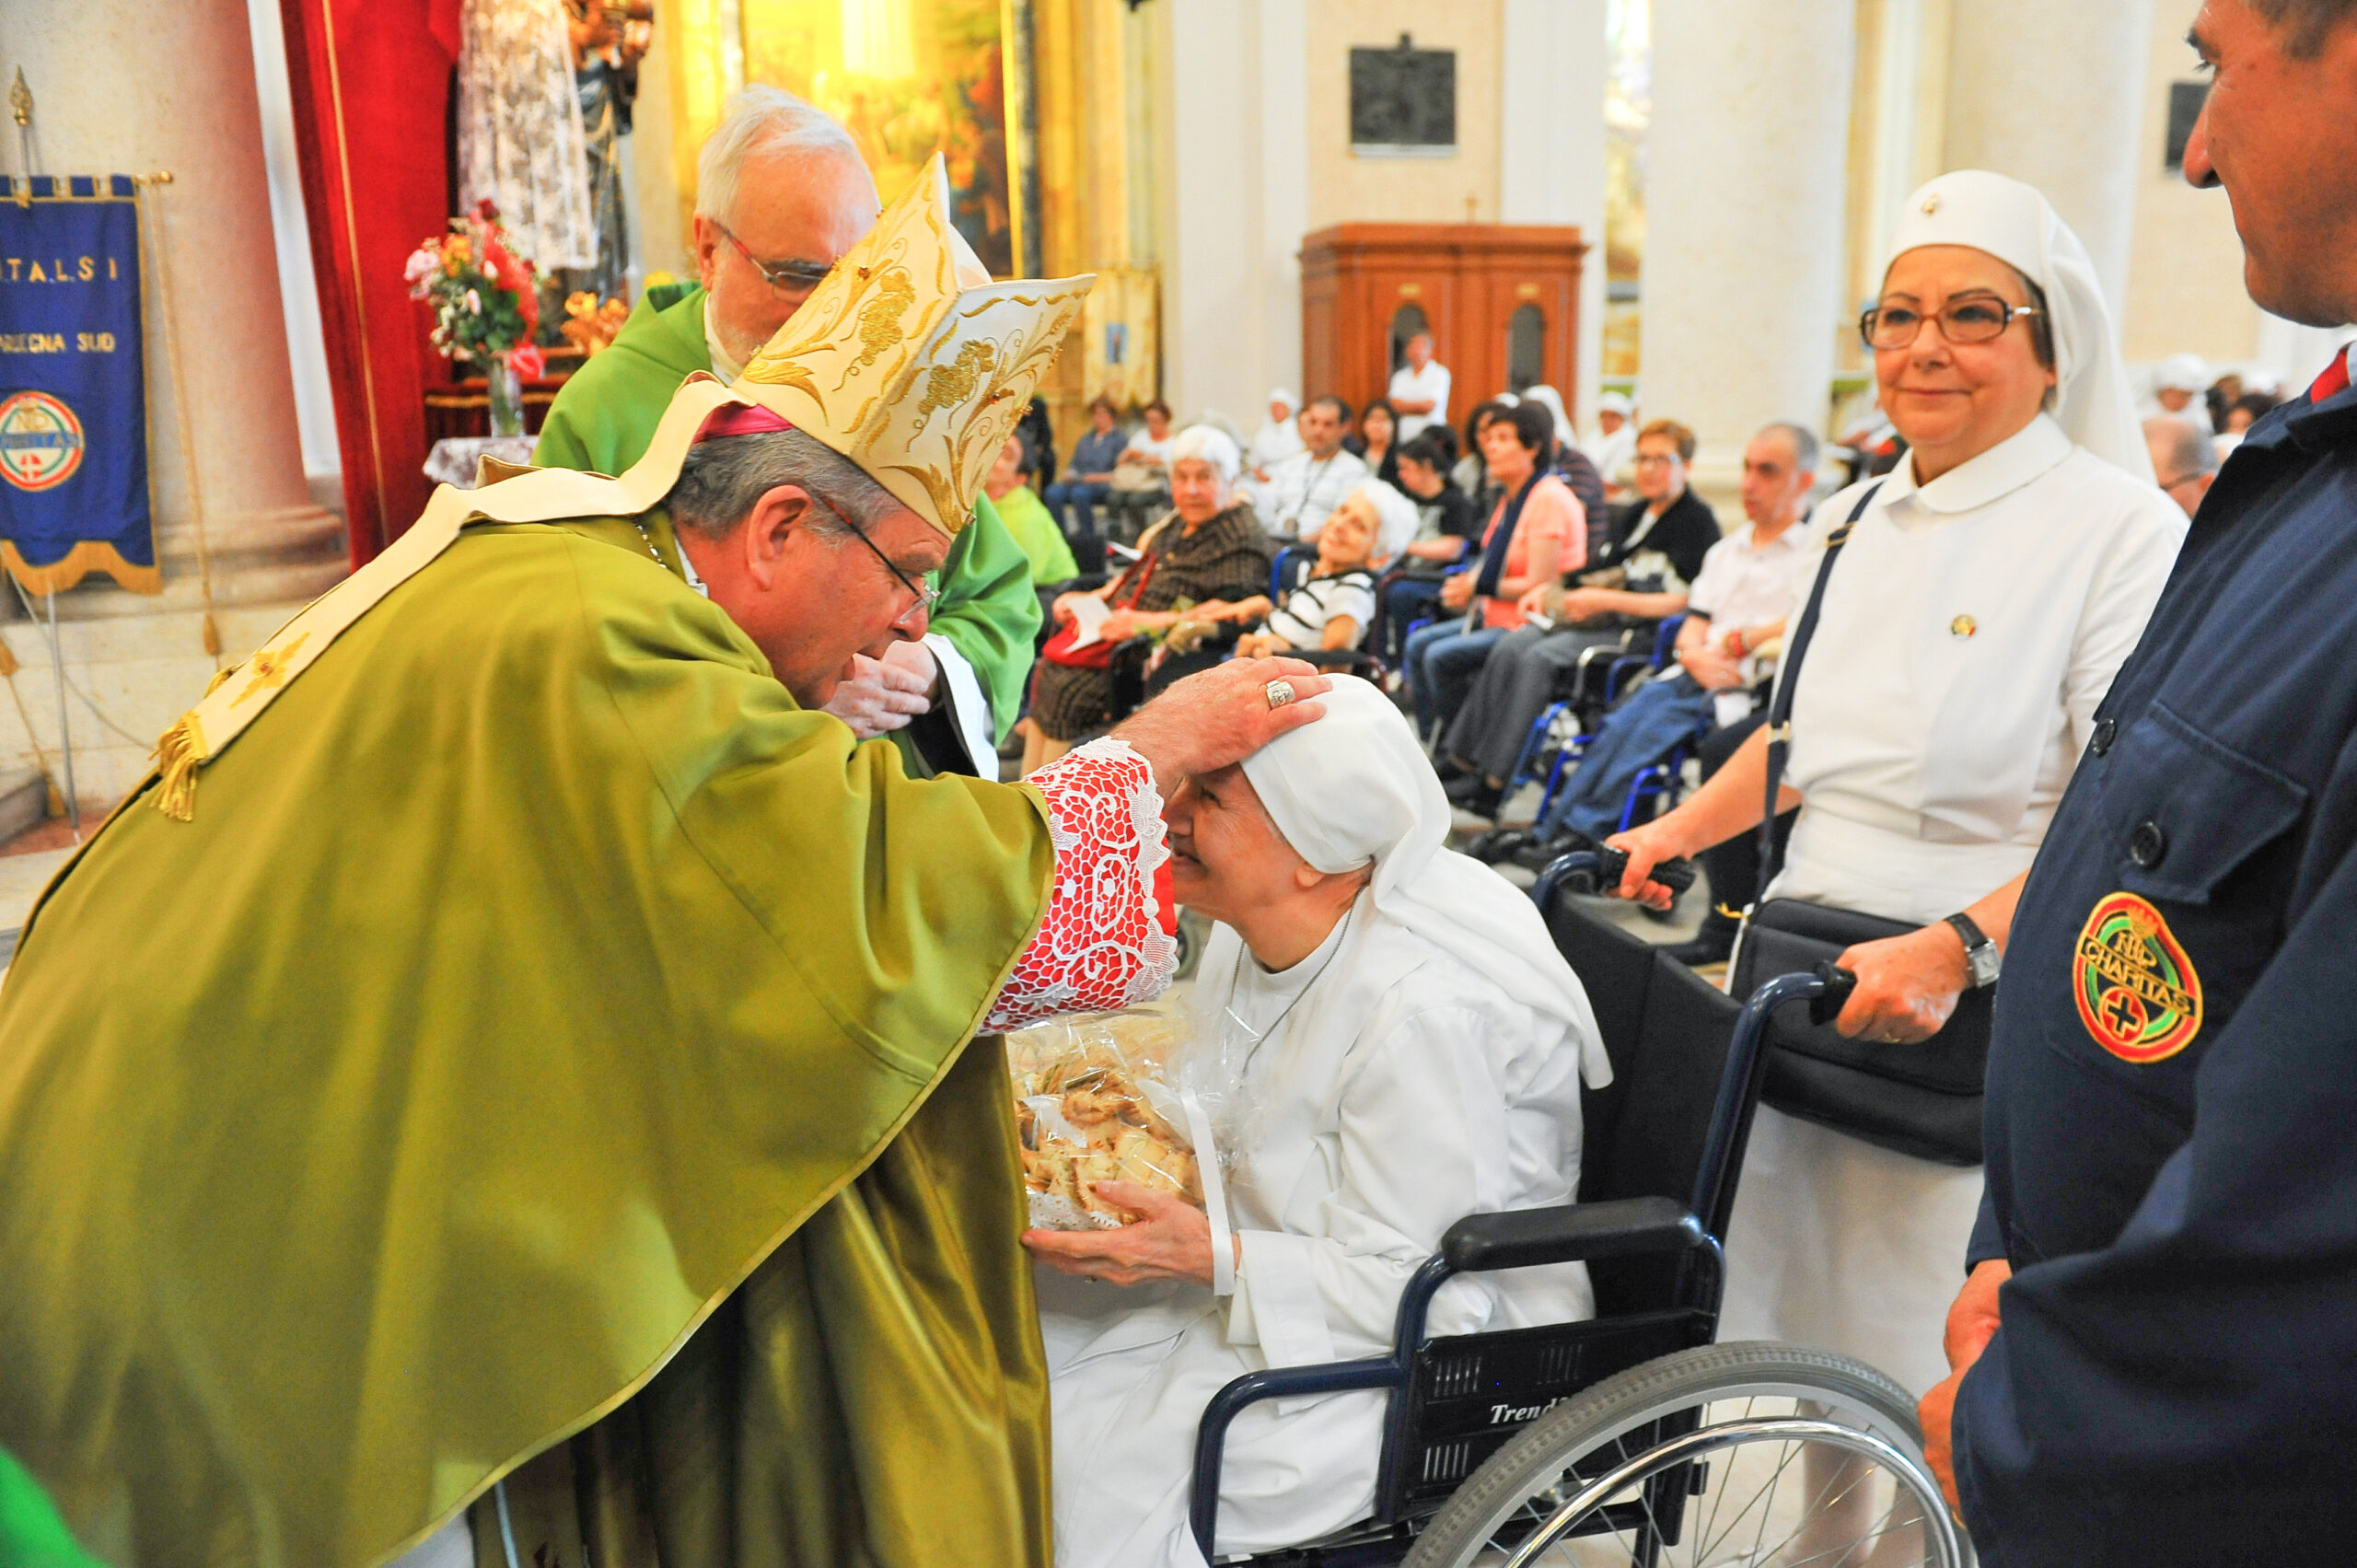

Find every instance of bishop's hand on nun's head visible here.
[1109,656,1329,793]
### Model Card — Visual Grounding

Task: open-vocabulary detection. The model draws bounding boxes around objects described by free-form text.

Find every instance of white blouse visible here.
[1773,413,2186,924]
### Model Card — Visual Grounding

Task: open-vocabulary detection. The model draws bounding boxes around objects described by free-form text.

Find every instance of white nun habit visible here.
[1719,169,2187,1397]
[1038,678,1607,1568]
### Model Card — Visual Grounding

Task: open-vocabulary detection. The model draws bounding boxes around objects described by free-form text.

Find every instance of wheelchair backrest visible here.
[1547,897,1744,1316]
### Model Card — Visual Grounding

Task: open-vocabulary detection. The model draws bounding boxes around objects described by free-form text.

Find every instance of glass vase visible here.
[486,354,526,438]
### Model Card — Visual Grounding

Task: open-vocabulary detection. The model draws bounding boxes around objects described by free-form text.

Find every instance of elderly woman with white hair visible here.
[1024,425,1275,769]
[1027,678,1608,1567]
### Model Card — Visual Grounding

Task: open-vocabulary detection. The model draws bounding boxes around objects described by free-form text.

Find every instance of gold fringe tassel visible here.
[149,711,204,821]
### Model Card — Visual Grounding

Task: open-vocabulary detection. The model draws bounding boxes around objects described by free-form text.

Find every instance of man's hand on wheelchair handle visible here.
[1021,1183,1235,1290]
[1920,1259,2012,1516]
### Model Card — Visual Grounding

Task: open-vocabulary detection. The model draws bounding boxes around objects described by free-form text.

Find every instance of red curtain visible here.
[276,0,459,565]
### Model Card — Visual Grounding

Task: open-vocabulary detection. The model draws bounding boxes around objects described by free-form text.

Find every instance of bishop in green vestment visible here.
[540,304,1038,783]
[0,158,1291,1568]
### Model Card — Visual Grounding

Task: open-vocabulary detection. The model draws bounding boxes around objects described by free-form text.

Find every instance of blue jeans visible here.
[1045,479,1111,540]
[1407,618,1507,740]
[1537,673,1718,842]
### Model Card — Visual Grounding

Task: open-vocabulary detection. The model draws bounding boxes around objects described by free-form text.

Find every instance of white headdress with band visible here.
[1885,169,2152,482]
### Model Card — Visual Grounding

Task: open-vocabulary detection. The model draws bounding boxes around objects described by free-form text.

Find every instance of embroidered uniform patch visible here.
[2073,892,2203,1063]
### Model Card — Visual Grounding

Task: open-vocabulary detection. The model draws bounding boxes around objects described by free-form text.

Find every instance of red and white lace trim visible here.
[983,737,1178,1033]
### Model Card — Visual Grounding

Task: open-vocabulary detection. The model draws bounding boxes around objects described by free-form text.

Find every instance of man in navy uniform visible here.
[1921,3,2357,1561]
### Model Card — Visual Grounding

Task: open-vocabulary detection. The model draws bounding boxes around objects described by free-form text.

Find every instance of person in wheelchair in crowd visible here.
[1605,168,2185,1440]
[1023,678,1608,1568]
[1021,425,1275,771]
[1404,401,1585,743]
[1180,484,1389,663]
[1476,422,1821,873]
[1378,432,1482,668]
[1437,416,1722,820]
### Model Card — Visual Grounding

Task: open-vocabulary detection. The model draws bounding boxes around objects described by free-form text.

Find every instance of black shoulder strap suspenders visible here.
[1757,482,1883,887]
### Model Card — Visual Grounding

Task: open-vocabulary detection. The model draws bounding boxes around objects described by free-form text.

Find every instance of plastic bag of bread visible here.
[1007,1010,1206,1230]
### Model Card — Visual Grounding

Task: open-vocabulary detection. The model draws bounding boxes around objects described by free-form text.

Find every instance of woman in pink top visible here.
[1406,401,1585,738]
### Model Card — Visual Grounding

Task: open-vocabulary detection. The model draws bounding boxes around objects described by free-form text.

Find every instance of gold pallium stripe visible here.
[0,540,162,596]
[145,377,749,821]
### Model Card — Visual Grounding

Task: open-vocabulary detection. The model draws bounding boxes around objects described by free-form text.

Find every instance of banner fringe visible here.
[0,540,161,598]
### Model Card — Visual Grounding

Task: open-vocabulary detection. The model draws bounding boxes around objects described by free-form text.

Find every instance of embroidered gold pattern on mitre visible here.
[849,265,917,377]
[915,341,998,425]
[234,632,310,706]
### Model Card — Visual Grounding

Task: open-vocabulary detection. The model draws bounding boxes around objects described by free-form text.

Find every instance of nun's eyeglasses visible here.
[1860,296,2039,351]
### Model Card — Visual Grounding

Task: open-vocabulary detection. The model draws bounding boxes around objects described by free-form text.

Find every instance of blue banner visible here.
[0,175,157,593]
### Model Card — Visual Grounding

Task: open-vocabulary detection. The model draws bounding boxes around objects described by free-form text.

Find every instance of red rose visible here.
[509,343,547,380]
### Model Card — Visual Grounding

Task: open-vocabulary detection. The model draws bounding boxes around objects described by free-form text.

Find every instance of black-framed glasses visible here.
[1860,296,2040,351]
[807,491,939,629]
[714,220,838,294]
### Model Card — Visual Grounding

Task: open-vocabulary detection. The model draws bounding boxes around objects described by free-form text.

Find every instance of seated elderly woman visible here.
[1182,485,1388,660]
[1025,678,1610,1568]
[1023,425,1275,772]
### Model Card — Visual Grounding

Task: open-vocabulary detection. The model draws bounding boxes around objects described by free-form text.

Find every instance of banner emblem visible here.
[2073,891,2202,1063]
[0,391,86,492]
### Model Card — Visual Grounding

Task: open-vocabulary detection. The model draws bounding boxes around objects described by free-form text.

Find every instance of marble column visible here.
[1642,0,1860,519]
[1500,0,1609,433]
[1944,0,2154,324]
[6,0,348,802]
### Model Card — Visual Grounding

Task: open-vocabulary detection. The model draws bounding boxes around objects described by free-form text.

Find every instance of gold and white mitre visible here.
[728,153,1095,537]
[141,153,1090,820]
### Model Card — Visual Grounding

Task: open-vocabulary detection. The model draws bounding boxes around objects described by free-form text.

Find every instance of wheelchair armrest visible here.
[1440,1195,1705,1274]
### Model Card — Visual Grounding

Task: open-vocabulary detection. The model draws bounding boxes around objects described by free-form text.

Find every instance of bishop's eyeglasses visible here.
[807,491,939,630]
[1859,295,2040,352]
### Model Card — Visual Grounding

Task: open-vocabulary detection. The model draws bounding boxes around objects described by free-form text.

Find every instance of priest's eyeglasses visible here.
[808,492,940,629]
[1860,295,2040,351]
[714,221,838,294]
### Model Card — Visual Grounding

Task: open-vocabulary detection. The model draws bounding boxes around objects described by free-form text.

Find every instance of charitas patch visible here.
[2073,892,2203,1063]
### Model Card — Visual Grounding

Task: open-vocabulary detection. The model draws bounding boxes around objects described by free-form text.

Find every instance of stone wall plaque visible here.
[1351,35,1455,157]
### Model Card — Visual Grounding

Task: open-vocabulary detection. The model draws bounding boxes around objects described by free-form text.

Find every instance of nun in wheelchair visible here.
[1022,677,1610,1568]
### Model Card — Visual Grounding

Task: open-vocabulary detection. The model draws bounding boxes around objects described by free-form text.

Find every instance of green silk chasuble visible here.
[536,284,1041,745]
[0,513,1056,1568]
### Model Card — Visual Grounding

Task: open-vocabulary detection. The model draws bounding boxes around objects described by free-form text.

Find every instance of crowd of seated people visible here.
[1436,417,1719,819]
[1379,432,1481,666]
[1477,424,1822,969]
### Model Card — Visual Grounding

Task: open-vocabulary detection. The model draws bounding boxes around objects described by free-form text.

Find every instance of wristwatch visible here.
[1946,912,2002,989]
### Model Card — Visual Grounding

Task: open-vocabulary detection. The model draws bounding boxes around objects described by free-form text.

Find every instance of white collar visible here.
[1733,517,1809,551]
[702,296,748,384]
[679,542,709,598]
[1883,412,2073,515]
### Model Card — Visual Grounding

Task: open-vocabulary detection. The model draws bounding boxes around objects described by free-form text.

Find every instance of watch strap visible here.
[1946,912,2000,987]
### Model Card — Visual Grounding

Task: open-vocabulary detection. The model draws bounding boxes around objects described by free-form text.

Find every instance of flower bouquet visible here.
[405,199,546,436]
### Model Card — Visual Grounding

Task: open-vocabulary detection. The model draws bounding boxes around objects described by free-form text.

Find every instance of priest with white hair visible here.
[1026,678,1609,1567]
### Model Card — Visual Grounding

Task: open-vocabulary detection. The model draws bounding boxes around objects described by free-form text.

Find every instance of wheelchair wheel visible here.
[1402,1342,1968,1568]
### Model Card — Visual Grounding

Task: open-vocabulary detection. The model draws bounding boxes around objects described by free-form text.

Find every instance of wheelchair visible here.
[1186,851,1966,1568]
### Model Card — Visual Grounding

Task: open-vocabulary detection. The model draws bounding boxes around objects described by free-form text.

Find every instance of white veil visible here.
[1885,169,2154,482]
[1236,677,1610,1088]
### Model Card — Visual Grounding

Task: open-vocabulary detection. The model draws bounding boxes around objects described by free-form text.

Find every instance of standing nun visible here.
[1608,169,2188,1400]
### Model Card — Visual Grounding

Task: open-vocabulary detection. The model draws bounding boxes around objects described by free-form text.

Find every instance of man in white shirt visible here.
[1387,333,1452,442]
[1260,396,1370,542]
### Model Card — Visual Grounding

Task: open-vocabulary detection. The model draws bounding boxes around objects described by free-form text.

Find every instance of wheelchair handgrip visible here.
[1806,963,1858,1028]
[1596,844,1697,897]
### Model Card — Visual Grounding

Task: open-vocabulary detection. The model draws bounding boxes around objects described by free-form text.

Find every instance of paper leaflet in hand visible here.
[1062,595,1113,650]
[1007,1011,1207,1231]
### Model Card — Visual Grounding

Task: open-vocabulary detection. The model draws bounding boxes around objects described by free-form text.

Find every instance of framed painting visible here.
[738,0,1028,278]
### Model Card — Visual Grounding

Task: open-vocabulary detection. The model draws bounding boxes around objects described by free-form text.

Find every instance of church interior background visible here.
[0,0,2349,844]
